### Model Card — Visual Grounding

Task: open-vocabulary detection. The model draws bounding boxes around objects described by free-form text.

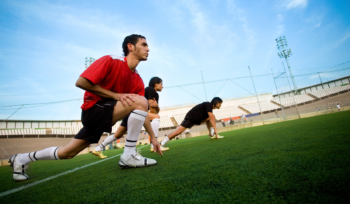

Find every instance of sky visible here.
[0,0,349,120]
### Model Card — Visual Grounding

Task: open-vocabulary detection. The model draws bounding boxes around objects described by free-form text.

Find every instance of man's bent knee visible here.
[134,96,148,111]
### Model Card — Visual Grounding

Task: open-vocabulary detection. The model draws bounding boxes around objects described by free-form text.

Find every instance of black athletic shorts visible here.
[120,114,129,128]
[74,99,117,143]
[180,117,197,129]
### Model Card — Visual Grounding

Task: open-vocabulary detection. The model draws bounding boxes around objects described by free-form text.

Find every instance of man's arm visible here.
[148,98,159,108]
[208,112,217,136]
[148,98,160,114]
[143,114,163,156]
[76,77,135,107]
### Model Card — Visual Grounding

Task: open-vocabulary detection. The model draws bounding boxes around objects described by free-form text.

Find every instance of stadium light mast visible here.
[276,36,298,93]
[282,62,301,119]
[85,57,96,69]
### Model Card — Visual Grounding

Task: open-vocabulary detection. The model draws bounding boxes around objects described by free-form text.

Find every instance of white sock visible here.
[123,110,147,156]
[150,118,160,148]
[18,147,60,165]
[161,136,170,146]
[210,127,214,136]
[95,135,116,151]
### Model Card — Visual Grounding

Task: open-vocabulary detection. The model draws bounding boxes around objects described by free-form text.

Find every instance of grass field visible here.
[0,111,349,203]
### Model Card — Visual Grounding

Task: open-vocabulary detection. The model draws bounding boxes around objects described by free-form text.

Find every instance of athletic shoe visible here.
[211,135,224,139]
[119,152,157,169]
[160,145,169,151]
[9,154,29,181]
[91,150,107,159]
[151,146,169,153]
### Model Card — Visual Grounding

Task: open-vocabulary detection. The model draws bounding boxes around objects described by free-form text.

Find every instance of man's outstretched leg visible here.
[10,138,90,181]
[160,126,186,147]
[92,126,126,158]
[148,112,169,152]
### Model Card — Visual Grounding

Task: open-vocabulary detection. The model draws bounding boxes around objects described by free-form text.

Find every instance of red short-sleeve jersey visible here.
[80,55,145,111]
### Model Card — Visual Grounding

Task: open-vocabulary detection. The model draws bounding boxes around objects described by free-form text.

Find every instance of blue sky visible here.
[0,0,349,120]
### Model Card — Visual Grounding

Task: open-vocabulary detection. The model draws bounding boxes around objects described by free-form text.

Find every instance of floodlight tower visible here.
[85,57,96,69]
[276,36,298,93]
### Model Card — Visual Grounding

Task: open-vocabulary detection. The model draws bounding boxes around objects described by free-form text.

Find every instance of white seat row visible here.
[213,106,246,120]
[311,85,350,98]
[0,129,46,136]
[240,101,281,113]
[160,117,174,128]
[52,126,83,135]
[272,93,314,106]
[173,114,186,125]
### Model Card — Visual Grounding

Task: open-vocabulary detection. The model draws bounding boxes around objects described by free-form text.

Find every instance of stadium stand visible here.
[173,114,186,125]
[160,116,175,128]
[0,128,46,138]
[309,85,350,99]
[213,106,247,120]
[239,101,281,114]
[272,93,315,107]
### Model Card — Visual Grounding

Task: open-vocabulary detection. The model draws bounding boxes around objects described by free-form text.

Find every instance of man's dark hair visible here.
[149,77,163,88]
[211,97,223,106]
[122,34,146,56]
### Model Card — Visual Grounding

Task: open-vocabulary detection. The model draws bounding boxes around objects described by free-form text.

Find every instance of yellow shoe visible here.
[92,150,107,158]
[151,146,169,152]
[160,145,169,151]
[211,135,224,139]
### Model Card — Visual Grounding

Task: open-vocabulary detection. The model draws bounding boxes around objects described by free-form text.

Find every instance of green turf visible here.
[0,111,349,203]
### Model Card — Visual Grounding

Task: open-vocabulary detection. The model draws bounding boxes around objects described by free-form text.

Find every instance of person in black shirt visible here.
[92,77,169,159]
[160,97,224,148]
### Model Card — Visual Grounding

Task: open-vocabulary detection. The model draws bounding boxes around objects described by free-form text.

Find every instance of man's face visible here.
[155,82,163,92]
[215,102,222,109]
[129,38,149,61]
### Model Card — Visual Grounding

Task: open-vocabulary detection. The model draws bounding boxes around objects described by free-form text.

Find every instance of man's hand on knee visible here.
[116,93,137,107]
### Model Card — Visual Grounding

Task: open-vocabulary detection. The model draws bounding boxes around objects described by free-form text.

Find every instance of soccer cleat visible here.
[160,145,169,151]
[119,152,157,169]
[9,154,29,181]
[151,145,169,153]
[91,150,107,159]
[211,135,224,139]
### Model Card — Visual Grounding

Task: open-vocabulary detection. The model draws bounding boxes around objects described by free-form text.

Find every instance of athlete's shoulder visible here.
[109,55,125,62]
[145,86,154,91]
[145,86,157,94]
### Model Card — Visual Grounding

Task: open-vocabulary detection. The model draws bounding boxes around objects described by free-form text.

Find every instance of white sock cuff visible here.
[152,118,160,122]
[29,152,38,162]
[50,147,60,160]
[130,110,147,121]
[210,127,214,135]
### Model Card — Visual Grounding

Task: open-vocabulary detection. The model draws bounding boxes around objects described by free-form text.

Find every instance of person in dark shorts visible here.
[9,34,163,181]
[160,97,224,149]
[92,77,169,159]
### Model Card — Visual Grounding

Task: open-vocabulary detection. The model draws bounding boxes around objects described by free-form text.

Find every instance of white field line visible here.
[0,146,10,158]
[0,145,148,198]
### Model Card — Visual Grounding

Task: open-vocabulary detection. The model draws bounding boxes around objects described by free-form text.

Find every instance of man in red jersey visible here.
[9,34,162,181]
[92,77,169,160]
